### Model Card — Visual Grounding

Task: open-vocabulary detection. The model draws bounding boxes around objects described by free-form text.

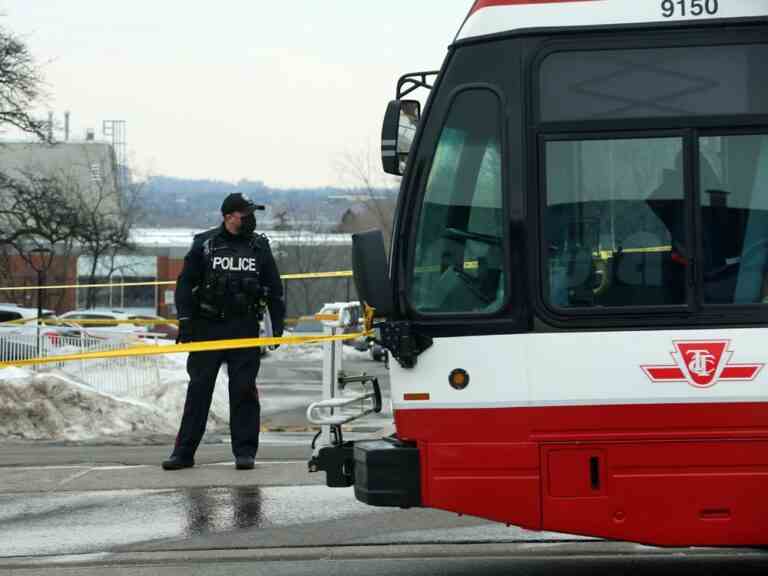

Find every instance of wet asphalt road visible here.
[1,442,766,575]
[0,440,589,560]
[0,352,396,560]
[0,484,373,557]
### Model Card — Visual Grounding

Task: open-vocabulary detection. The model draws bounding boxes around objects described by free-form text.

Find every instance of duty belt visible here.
[199,301,263,321]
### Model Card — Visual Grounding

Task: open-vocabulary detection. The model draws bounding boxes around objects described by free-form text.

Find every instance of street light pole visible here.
[36,267,43,359]
[30,247,52,361]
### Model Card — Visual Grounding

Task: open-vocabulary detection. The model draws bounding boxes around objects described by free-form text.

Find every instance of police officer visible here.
[162,193,285,471]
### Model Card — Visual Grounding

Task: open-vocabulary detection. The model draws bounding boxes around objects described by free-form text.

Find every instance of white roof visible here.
[130,228,352,249]
[458,0,768,41]
[59,308,133,319]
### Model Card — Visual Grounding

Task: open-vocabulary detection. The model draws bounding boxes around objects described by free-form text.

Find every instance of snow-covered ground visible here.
[0,343,367,443]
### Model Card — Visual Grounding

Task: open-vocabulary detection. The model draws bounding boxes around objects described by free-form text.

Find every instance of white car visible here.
[0,303,55,324]
[57,309,142,339]
[126,314,179,340]
[0,303,66,359]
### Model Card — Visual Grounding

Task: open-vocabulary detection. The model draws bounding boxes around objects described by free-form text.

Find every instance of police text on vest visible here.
[212,256,258,272]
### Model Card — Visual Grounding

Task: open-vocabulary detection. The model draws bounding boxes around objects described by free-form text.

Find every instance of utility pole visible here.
[30,247,52,360]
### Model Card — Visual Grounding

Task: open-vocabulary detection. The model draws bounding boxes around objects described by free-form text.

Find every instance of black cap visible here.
[221,193,265,215]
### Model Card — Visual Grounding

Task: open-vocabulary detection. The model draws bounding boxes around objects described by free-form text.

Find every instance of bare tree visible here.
[0,24,48,140]
[0,171,80,309]
[270,200,349,317]
[73,160,144,308]
[334,147,398,251]
[0,155,144,310]
[272,208,292,231]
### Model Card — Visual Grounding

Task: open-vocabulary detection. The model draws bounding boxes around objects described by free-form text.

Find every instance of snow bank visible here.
[0,370,176,441]
[0,341,364,442]
[0,346,230,442]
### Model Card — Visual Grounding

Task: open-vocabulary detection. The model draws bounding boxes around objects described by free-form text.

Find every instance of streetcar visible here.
[312,0,768,548]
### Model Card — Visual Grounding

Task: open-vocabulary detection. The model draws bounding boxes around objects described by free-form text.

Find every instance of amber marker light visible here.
[404,393,430,401]
[449,368,469,390]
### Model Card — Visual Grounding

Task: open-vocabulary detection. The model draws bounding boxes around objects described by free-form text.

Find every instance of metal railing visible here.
[306,303,382,445]
[0,330,160,397]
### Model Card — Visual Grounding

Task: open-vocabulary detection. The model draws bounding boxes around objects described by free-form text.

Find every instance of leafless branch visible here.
[0,26,48,140]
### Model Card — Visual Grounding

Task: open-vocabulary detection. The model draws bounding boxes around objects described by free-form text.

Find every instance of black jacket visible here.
[175,225,285,336]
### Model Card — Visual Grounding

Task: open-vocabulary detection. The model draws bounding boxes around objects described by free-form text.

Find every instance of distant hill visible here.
[136,176,397,230]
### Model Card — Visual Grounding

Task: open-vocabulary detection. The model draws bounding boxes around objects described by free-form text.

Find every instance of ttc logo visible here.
[641,341,764,389]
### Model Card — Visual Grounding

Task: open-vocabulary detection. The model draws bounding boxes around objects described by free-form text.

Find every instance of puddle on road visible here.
[178,485,373,537]
[0,485,373,558]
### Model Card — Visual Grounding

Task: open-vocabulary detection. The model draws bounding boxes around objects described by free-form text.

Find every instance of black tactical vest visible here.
[197,231,265,319]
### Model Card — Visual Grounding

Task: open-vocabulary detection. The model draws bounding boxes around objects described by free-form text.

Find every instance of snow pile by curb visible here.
[0,341,371,442]
[0,368,176,441]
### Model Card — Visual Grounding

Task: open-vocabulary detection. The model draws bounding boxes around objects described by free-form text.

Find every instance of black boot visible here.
[235,456,255,470]
[162,456,195,470]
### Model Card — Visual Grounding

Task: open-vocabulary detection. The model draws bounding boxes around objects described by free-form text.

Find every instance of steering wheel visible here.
[443,227,501,245]
[448,265,495,305]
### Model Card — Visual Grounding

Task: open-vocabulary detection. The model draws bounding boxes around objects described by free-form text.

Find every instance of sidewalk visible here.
[0,425,391,494]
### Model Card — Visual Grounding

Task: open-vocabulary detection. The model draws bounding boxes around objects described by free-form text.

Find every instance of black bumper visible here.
[354,438,421,508]
[310,437,421,508]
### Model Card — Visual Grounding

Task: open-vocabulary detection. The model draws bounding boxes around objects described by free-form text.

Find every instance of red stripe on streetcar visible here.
[645,367,685,381]
[721,365,762,380]
[470,0,600,15]
[643,364,764,382]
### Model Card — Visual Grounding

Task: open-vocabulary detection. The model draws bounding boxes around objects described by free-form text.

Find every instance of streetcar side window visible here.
[408,89,506,314]
[540,44,768,122]
[700,134,768,305]
[543,137,686,309]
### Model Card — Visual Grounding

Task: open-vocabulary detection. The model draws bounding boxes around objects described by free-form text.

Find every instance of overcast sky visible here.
[1,1,471,188]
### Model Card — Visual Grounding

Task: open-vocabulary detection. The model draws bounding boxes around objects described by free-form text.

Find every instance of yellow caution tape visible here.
[280,270,353,280]
[0,270,354,292]
[3,316,332,327]
[59,318,176,326]
[313,314,339,321]
[0,280,176,292]
[0,330,372,369]
[1,318,61,326]
[364,303,376,330]
[1,318,178,327]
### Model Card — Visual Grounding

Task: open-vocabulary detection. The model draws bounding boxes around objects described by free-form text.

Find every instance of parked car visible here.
[0,303,56,326]
[126,314,179,340]
[290,316,326,337]
[57,309,142,339]
[0,303,67,359]
[290,303,388,361]
[289,304,360,337]
[315,302,369,348]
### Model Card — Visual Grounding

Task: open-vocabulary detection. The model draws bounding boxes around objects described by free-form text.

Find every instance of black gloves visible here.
[270,327,282,351]
[176,318,194,344]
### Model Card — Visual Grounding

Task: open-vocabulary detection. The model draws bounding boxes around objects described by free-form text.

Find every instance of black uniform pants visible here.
[173,317,262,459]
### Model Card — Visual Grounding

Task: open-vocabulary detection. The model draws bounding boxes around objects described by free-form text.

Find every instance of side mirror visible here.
[381,99,420,176]
[352,230,394,317]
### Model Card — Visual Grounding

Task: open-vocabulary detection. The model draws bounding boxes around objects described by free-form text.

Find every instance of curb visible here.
[2,542,765,569]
